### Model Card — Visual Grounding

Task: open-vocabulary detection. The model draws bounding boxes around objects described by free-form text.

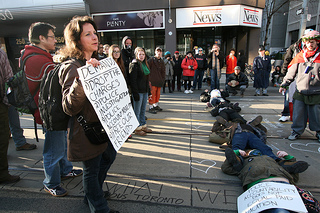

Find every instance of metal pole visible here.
[316,0,320,31]
[299,0,308,38]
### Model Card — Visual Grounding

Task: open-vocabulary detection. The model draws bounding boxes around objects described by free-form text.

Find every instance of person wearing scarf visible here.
[280,30,320,142]
[129,47,152,136]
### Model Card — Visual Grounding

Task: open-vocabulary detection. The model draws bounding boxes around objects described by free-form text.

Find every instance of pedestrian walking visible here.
[58,16,118,213]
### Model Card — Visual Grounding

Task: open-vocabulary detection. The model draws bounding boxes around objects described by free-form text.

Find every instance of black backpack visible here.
[38,63,70,131]
[6,53,43,114]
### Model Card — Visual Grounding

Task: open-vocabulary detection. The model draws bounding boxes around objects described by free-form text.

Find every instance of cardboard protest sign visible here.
[237,182,307,213]
[77,58,139,151]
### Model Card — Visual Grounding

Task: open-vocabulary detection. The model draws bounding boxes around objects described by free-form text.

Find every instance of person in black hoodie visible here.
[172,51,183,91]
[237,50,246,73]
[121,36,135,83]
[192,47,207,90]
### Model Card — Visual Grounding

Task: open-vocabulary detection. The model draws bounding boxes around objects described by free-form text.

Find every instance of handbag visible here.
[296,186,320,213]
[76,114,110,145]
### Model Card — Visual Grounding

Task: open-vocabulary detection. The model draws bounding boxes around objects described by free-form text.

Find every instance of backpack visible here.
[199,91,210,102]
[38,62,70,131]
[6,53,43,114]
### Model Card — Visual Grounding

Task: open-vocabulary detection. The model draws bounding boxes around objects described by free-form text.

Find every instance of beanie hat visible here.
[302,30,320,42]
[186,51,193,55]
[164,51,171,57]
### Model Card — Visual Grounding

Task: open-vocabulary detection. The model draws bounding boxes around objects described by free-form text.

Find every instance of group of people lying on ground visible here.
[203,94,320,212]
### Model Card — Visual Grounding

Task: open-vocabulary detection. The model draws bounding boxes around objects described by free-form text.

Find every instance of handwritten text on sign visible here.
[237,182,307,213]
[77,58,139,151]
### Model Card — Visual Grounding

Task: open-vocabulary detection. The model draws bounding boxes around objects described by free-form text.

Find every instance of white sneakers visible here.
[279,115,290,122]
[184,90,193,94]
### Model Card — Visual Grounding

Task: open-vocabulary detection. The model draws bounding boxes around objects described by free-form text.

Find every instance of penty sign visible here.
[93,9,165,32]
[176,5,262,28]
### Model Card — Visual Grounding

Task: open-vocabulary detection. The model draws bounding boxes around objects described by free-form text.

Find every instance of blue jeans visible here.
[8,105,27,147]
[225,73,232,86]
[83,140,117,213]
[292,99,320,135]
[193,69,204,89]
[210,68,220,90]
[232,132,279,160]
[43,130,73,189]
[281,90,290,116]
[133,93,148,127]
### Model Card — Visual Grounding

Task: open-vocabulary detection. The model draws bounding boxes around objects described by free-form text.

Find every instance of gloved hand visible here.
[133,93,140,101]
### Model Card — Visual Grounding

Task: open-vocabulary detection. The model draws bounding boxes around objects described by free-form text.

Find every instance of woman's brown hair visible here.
[59,16,98,61]
[108,44,126,75]
[134,47,149,70]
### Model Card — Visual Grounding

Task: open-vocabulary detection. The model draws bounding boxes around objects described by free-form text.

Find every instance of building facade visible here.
[1,0,266,66]
[89,0,265,64]
[285,0,320,48]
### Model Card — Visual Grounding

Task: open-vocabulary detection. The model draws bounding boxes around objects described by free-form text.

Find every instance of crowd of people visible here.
[1,14,320,213]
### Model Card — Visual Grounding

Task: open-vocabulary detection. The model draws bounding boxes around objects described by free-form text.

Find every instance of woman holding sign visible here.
[129,47,152,136]
[58,16,117,213]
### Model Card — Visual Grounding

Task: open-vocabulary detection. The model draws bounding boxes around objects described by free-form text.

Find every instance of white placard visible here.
[237,182,307,213]
[77,58,139,151]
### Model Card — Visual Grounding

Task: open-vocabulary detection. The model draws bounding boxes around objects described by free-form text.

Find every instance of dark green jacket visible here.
[221,155,294,190]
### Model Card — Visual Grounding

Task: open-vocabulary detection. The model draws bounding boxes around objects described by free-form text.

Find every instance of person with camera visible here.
[225,48,237,87]
[208,44,224,90]
[181,51,198,94]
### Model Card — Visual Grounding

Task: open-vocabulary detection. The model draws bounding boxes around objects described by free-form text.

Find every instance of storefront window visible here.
[98,29,164,56]
[177,27,224,56]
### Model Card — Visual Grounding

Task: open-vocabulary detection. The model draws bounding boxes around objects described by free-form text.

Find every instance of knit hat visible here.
[234,66,241,70]
[302,30,320,42]
[164,51,171,57]
[186,51,193,55]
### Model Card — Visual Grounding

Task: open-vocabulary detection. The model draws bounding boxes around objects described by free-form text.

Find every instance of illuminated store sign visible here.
[177,5,262,28]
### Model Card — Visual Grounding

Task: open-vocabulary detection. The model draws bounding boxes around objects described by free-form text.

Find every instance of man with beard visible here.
[280,30,320,142]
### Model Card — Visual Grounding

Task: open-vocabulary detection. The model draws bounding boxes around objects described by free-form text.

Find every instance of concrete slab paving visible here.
[2,83,320,212]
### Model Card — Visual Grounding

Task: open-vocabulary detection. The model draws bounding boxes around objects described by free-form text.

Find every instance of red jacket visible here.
[226,55,237,74]
[181,56,198,77]
[21,45,55,124]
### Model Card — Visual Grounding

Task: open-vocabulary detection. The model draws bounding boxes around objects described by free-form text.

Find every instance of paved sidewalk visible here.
[2,80,320,213]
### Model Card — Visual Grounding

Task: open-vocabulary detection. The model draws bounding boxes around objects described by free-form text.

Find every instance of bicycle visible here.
[244,63,254,81]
